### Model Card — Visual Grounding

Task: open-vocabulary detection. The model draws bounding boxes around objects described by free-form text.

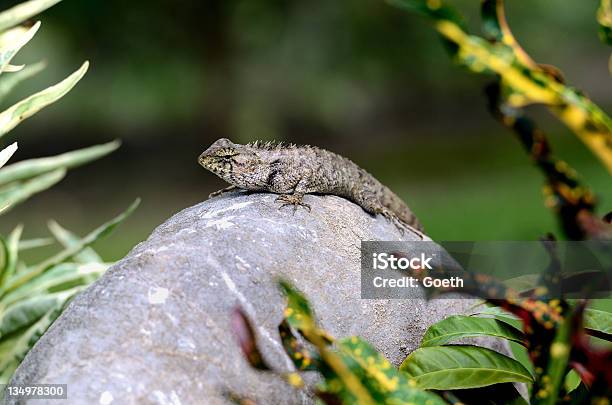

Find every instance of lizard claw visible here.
[380,209,423,240]
[276,194,311,213]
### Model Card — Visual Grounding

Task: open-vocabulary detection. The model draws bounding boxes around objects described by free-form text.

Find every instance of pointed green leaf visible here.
[421,315,525,347]
[0,291,67,338]
[0,60,46,102]
[565,369,581,394]
[3,64,25,73]
[0,140,119,186]
[0,0,62,32]
[1,262,107,307]
[18,237,53,251]
[48,220,103,264]
[1,199,139,295]
[400,345,533,389]
[0,22,39,75]
[0,61,88,137]
[0,26,28,48]
[0,142,17,169]
[0,168,65,214]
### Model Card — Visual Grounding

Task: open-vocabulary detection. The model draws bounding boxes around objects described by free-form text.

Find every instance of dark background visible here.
[2,0,611,261]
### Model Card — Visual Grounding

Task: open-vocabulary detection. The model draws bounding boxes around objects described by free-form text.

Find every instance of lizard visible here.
[198,138,423,235]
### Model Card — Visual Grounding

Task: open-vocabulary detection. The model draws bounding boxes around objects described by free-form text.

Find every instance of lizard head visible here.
[198,138,269,189]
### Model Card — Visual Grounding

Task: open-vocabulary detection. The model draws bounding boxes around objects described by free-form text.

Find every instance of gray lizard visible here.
[198,138,423,234]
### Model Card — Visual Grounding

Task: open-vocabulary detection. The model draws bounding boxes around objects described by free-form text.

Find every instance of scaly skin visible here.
[198,138,423,234]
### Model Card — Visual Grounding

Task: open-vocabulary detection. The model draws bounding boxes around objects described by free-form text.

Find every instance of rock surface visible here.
[9,193,491,404]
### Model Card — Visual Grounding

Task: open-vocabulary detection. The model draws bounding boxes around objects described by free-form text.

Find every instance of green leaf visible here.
[18,237,53,251]
[0,290,71,384]
[583,308,612,342]
[472,305,523,330]
[0,61,88,138]
[421,315,525,347]
[0,290,70,338]
[336,336,446,404]
[278,319,321,371]
[0,26,28,48]
[400,345,533,390]
[277,281,375,404]
[3,64,25,73]
[48,220,103,264]
[0,0,62,32]
[0,168,65,214]
[0,224,22,285]
[0,198,139,296]
[279,279,333,345]
[1,262,107,308]
[0,22,39,75]
[0,142,17,169]
[0,60,46,102]
[0,141,119,186]
[564,369,581,394]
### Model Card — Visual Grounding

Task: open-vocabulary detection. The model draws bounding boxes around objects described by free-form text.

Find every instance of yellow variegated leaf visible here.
[392,0,612,173]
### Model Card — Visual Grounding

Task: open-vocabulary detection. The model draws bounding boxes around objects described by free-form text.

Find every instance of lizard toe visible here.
[275,194,311,213]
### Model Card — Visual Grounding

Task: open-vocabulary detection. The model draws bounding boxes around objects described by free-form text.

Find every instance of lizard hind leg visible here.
[358,191,423,239]
[275,193,312,214]
[353,187,423,239]
[379,208,423,239]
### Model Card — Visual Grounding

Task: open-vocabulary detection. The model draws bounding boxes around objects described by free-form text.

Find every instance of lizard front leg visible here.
[209,185,238,199]
[275,176,313,213]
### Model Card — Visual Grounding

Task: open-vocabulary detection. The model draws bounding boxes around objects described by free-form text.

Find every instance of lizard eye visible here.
[215,148,239,158]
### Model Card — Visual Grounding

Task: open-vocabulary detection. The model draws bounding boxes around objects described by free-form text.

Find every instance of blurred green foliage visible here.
[0,0,137,383]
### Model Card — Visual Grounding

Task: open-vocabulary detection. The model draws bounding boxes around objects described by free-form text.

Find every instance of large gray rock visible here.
[8,193,487,404]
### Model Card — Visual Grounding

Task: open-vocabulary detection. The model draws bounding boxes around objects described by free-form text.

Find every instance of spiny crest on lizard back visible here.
[198,138,273,190]
[247,140,300,150]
